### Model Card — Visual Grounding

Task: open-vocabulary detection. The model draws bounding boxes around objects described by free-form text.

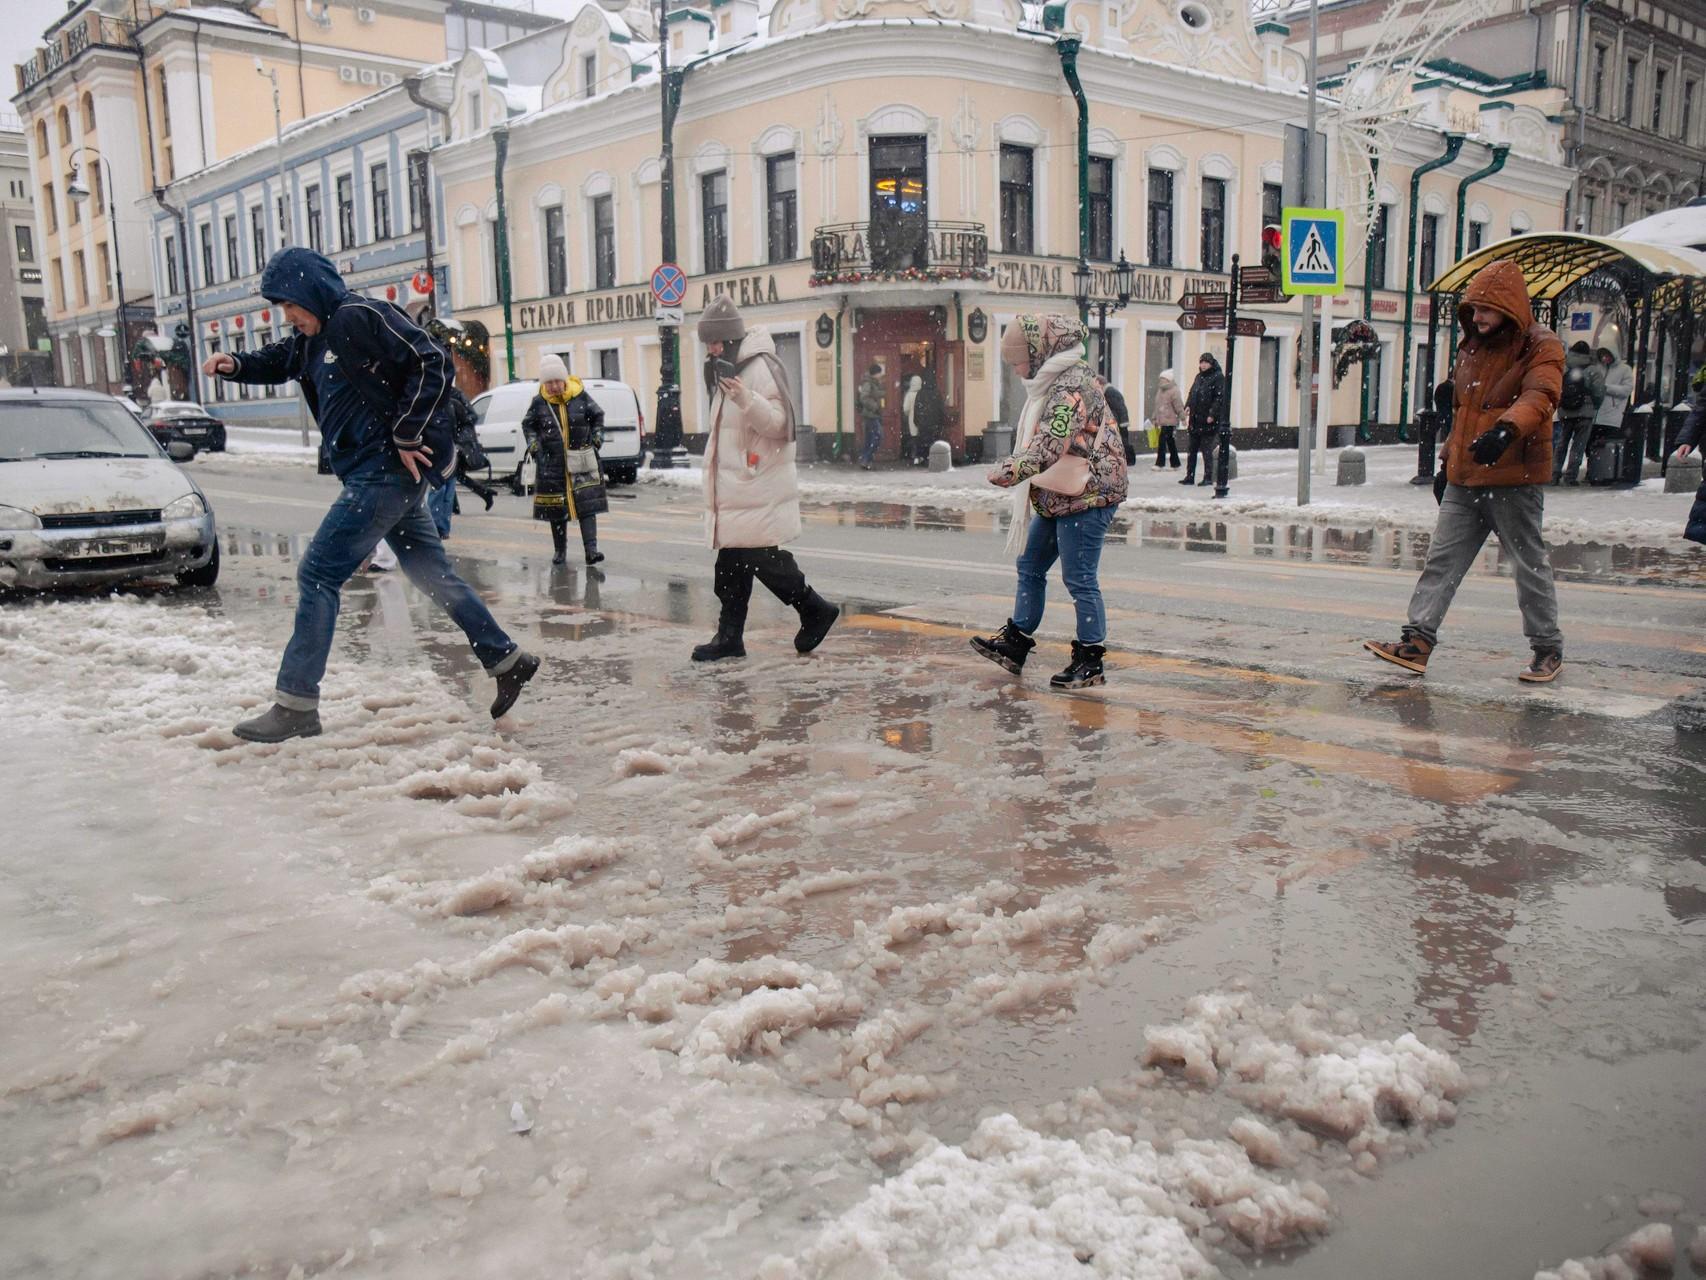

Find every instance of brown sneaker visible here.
[1364,635,1433,674]
[1518,650,1563,684]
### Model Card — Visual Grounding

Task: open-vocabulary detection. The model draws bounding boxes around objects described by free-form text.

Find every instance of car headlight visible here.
[0,504,41,531]
[162,493,207,521]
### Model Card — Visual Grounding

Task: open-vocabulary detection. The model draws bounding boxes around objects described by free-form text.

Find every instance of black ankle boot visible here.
[793,590,840,654]
[550,523,567,565]
[233,703,323,743]
[970,620,1036,675]
[1050,641,1107,689]
[692,627,747,662]
[584,544,605,566]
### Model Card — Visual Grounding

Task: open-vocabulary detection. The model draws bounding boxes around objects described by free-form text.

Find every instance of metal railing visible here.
[810,219,990,285]
[17,13,137,90]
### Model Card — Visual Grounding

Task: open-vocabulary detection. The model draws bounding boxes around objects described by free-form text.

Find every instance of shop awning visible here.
[1426,232,1706,301]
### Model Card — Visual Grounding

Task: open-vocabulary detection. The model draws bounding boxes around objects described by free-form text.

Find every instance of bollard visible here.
[1336,446,1367,486]
[928,439,953,472]
[1665,448,1703,495]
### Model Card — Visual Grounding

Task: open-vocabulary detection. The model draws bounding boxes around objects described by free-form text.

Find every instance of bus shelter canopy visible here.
[1427,233,1706,305]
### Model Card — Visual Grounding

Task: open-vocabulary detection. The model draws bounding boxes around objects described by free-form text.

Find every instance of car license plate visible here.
[64,536,155,559]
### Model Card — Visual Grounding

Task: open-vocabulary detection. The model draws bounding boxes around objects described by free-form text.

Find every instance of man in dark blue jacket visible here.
[204,248,538,741]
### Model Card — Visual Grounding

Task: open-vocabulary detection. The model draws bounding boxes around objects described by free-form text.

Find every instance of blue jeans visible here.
[1011,505,1118,645]
[427,478,455,537]
[274,471,520,709]
[858,415,882,466]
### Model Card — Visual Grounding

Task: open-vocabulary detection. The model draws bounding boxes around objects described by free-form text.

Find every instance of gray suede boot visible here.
[233,704,323,743]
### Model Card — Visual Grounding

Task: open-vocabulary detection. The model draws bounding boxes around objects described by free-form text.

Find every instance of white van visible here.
[471,378,645,491]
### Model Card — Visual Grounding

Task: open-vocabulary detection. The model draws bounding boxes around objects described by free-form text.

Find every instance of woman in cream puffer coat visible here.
[691,295,839,662]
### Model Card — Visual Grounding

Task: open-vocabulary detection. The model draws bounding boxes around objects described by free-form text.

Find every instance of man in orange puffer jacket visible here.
[1365,258,1567,684]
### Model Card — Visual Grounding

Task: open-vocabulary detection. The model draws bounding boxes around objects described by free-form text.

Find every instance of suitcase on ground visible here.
[1586,436,1623,486]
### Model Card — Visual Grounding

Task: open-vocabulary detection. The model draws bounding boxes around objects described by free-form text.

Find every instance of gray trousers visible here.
[1553,417,1595,481]
[1403,483,1564,654]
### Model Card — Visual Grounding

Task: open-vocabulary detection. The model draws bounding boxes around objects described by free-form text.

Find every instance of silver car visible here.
[0,389,220,591]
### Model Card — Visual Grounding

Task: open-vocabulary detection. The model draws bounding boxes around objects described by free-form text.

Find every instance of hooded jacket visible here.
[1152,373,1185,428]
[1595,354,1634,429]
[1444,259,1564,489]
[988,313,1128,517]
[1186,355,1225,431]
[704,326,800,549]
[220,247,454,481]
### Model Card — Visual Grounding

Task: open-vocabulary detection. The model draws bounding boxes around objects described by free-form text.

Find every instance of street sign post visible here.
[1237,265,1283,305]
[1280,208,1345,297]
[1177,291,1228,311]
[1176,313,1223,331]
[655,305,684,327]
[1232,317,1266,338]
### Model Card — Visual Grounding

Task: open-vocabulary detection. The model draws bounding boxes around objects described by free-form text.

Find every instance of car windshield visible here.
[0,402,160,461]
[154,404,207,419]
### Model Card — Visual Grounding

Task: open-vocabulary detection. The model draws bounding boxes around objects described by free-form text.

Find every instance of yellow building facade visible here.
[436,0,1575,453]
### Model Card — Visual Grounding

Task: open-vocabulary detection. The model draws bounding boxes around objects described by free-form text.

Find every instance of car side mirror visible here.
[167,440,195,463]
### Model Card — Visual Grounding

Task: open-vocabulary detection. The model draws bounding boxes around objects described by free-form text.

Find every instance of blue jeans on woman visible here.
[273,470,520,710]
[1011,505,1118,644]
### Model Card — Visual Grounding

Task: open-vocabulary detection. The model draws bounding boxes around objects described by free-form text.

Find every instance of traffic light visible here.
[1261,225,1289,301]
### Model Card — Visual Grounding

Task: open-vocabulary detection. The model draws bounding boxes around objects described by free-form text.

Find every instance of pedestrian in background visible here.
[1151,368,1184,470]
[693,295,839,662]
[902,374,925,465]
[1182,353,1224,487]
[915,371,946,463]
[1595,340,1633,439]
[856,363,885,469]
[1366,257,1565,683]
[973,314,1129,690]
[1552,340,1603,486]
[1672,356,1706,545]
[206,246,538,740]
[523,354,605,566]
[1096,375,1134,464]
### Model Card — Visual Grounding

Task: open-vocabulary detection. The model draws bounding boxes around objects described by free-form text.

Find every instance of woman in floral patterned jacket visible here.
[972,313,1129,690]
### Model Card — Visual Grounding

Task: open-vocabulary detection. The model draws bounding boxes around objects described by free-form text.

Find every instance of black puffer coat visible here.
[523,390,604,522]
[1186,355,1225,432]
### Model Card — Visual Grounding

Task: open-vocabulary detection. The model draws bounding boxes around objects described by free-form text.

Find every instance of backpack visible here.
[1560,365,1588,412]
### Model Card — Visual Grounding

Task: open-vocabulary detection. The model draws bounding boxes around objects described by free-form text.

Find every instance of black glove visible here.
[1433,470,1448,505]
[1469,423,1516,466]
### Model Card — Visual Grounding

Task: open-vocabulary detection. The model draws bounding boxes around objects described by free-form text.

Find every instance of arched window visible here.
[81,92,95,133]
[57,106,71,147]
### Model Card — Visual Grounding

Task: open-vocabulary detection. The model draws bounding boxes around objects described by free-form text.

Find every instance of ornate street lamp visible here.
[1072,250,1133,379]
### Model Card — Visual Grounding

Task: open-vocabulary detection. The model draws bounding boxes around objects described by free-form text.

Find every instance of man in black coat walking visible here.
[205,247,539,741]
[1096,375,1134,463]
[1182,353,1225,487]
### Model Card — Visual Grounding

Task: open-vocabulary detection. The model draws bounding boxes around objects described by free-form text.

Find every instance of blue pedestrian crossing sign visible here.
[1280,207,1345,296]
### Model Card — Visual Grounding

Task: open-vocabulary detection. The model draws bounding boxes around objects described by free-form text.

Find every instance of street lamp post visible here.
[65,149,127,395]
[1072,250,1134,380]
[256,59,295,246]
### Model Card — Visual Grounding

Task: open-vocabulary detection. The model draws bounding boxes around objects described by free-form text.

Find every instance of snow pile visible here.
[0,599,571,831]
[1086,916,1173,972]
[679,981,864,1080]
[367,835,626,917]
[1142,992,1468,1159]
[770,1113,1331,1279]
[1534,1224,1681,1280]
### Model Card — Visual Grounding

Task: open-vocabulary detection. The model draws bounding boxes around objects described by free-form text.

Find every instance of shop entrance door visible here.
[854,308,958,463]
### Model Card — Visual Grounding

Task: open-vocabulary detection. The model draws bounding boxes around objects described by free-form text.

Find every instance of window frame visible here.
[544,203,568,295]
[998,143,1035,256]
[1369,203,1391,288]
[1652,65,1668,133]
[199,222,216,286]
[1623,54,1642,124]
[1418,211,1440,287]
[700,169,729,275]
[371,162,392,241]
[1200,175,1227,272]
[14,223,33,264]
[335,172,356,251]
[164,234,179,296]
[408,152,428,233]
[251,204,267,270]
[305,184,323,253]
[1146,167,1175,268]
[224,212,240,280]
[592,193,616,290]
[1087,155,1114,262]
[765,152,797,265]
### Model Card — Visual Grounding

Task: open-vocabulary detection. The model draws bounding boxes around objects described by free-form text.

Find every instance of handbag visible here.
[1030,417,1110,496]
[565,445,600,479]
[569,466,609,517]
[1146,421,1161,450]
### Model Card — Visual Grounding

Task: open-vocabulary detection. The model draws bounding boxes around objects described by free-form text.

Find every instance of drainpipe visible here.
[1055,37,1090,327]
[1397,133,1464,433]
[492,123,516,382]
[1446,143,1510,356]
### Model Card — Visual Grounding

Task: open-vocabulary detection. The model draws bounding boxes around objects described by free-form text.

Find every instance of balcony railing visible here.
[810,219,991,286]
[17,14,136,90]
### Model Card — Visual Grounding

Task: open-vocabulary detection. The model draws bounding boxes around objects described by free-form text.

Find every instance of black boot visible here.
[550,522,567,565]
[970,620,1036,675]
[233,703,323,743]
[491,651,540,718]
[793,589,840,654]
[692,626,747,662]
[1050,641,1107,690]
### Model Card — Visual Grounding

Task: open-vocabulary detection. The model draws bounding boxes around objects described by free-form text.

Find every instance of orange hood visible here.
[1456,258,1536,340]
